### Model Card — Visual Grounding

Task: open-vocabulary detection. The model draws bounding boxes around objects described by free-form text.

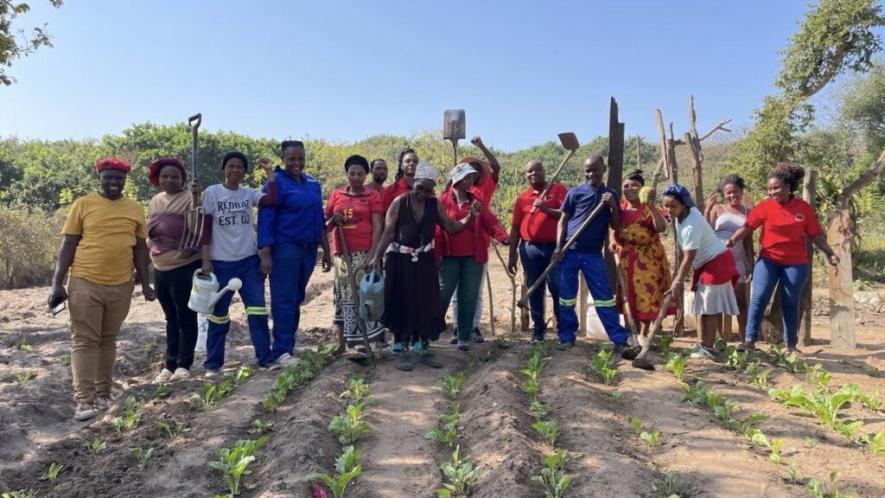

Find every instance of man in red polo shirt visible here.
[507,160,566,342]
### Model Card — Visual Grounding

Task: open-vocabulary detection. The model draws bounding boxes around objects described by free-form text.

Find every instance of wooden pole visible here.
[578,278,588,337]
[605,97,625,294]
[800,170,816,346]
[519,284,530,332]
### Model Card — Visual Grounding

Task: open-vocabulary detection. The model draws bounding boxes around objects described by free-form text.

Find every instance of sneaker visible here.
[277,353,297,367]
[389,342,404,354]
[93,397,111,412]
[74,404,96,421]
[456,341,470,352]
[471,327,485,343]
[419,352,443,369]
[204,368,221,378]
[556,341,575,351]
[531,334,544,344]
[397,351,414,371]
[411,340,427,355]
[153,368,174,384]
[169,368,191,382]
[736,341,756,353]
[258,361,282,371]
[689,343,715,360]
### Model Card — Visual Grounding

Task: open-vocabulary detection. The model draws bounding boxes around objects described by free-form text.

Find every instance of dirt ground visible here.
[0,258,883,497]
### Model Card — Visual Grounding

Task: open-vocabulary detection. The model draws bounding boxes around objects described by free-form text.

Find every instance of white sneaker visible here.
[277,353,297,366]
[689,343,715,360]
[74,404,96,421]
[204,368,221,378]
[153,368,174,384]
[169,368,191,382]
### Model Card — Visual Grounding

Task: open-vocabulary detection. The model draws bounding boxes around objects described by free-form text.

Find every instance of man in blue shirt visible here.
[555,155,633,356]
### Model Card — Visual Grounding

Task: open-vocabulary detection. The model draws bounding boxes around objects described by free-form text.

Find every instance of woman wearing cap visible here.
[437,163,510,352]
[325,154,385,350]
[661,183,738,360]
[200,151,277,375]
[257,141,332,365]
[727,163,839,354]
[611,170,675,347]
[48,157,155,421]
[369,162,478,370]
[146,157,207,383]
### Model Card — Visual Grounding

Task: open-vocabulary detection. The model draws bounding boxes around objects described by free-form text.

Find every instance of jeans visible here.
[558,250,628,345]
[269,242,317,359]
[154,259,201,371]
[439,256,485,342]
[745,257,809,347]
[519,241,561,338]
[204,255,272,369]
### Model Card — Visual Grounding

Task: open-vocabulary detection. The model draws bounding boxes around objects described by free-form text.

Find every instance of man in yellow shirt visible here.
[48,157,156,421]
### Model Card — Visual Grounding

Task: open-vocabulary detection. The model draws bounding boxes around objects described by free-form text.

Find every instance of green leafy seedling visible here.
[834,420,864,440]
[531,449,571,498]
[307,445,362,498]
[529,398,549,418]
[251,418,274,434]
[437,446,481,496]
[1,490,38,498]
[859,430,884,456]
[59,354,71,366]
[209,437,267,496]
[588,349,617,385]
[17,343,33,352]
[783,462,801,484]
[15,370,35,384]
[628,415,644,434]
[341,377,371,402]
[329,403,372,445]
[155,419,185,439]
[611,390,624,402]
[805,363,831,390]
[441,372,465,400]
[86,437,106,454]
[658,334,673,357]
[665,354,688,381]
[652,470,680,498]
[130,446,155,471]
[640,430,661,448]
[532,419,558,446]
[41,462,63,481]
[425,403,460,447]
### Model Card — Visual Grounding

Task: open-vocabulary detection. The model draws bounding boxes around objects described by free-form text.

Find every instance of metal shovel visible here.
[180,113,205,253]
[443,109,466,167]
[530,132,580,214]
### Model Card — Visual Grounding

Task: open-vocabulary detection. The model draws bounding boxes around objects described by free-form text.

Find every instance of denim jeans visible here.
[519,241,561,338]
[745,257,809,347]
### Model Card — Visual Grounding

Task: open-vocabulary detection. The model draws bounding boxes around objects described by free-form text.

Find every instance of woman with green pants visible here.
[436,163,510,351]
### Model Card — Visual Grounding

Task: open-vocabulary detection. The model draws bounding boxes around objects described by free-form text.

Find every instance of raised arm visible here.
[647,189,668,233]
[471,136,500,183]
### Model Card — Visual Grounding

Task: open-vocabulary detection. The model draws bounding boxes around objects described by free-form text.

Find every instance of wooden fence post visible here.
[800,170,816,346]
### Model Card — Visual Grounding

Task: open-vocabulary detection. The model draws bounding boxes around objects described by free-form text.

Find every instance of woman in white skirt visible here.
[661,184,739,359]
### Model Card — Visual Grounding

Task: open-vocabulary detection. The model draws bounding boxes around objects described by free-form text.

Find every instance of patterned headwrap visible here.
[414,161,438,183]
[95,156,131,174]
[148,157,186,186]
[661,183,695,209]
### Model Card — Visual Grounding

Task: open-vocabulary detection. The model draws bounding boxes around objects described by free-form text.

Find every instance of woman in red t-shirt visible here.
[727,163,839,353]
[325,155,385,351]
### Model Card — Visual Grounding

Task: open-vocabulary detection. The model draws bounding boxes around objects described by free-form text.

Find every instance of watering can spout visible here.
[208,277,242,308]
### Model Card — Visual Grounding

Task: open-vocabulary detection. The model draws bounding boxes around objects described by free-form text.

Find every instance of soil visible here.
[1,261,883,497]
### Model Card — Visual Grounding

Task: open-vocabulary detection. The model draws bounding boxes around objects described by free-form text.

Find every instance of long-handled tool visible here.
[443,109,466,167]
[517,197,608,309]
[530,132,580,214]
[615,264,638,337]
[180,113,204,253]
[631,292,674,370]
[336,226,374,360]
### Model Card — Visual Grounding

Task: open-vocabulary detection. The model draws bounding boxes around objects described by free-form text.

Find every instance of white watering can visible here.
[187,271,242,314]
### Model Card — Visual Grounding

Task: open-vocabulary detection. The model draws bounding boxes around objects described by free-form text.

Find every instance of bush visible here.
[0,207,64,289]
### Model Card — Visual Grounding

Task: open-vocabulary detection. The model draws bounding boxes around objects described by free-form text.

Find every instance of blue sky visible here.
[0,0,864,150]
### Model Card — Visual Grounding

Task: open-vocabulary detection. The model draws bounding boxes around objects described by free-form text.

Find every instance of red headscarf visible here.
[148,157,186,186]
[95,156,131,174]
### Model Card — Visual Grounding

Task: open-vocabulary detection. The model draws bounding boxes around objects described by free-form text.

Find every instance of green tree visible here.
[0,0,63,85]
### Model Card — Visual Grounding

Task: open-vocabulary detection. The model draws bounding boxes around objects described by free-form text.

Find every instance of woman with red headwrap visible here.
[146,157,206,384]
[48,157,156,421]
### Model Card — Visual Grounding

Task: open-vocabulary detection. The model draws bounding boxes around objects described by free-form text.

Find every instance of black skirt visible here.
[382,251,445,343]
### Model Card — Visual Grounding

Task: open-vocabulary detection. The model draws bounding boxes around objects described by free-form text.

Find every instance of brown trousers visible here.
[68,277,134,403]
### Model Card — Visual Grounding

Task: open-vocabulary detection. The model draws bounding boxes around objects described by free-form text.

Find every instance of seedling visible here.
[640,430,661,448]
[341,377,371,402]
[152,382,172,398]
[651,470,681,498]
[441,372,465,400]
[805,363,831,390]
[658,334,673,358]
[307,445,362,498]
[495,335,513,349]
[329,403,372,445]
[750,432,784,463]
[532,419,558,446]
[744,361,768,388]
[41,462,63,481]
[15,370,35,384]
[588,349,617,385]
[834,421,864,440]
[807,471,846,498]
[521,377,540,400]
[529,398,549,418]
[611,390,624,403]
[857,392,881,411]
[628,415,644,435]
[1,490,37,498]
[85,437,106,454]
[769,384,863,429]
[17,343,33,352]
[859,430,884,456]
[725,348,749,370]
[155,419,186,439]
[783,462,801,484]
[112,395,143,432]
[209,437,267,496]
[665,354,688,381]
[522,352,546,382]
[251,418,274,434]
[764,343,808,373]
[59,354,71,366]
[531,449,571,498]
[437,446,481,497]
[713,336,728,353]
[227,365,253,385]
[130,446,155,471]
[425,403,460,447]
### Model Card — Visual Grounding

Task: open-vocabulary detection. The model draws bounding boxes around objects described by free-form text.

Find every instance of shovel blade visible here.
[443,109,466,141]
[558,132,580,151]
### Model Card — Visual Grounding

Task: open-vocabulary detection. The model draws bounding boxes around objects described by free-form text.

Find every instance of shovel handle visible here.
[188,113,202,130]
[530,149,575,214]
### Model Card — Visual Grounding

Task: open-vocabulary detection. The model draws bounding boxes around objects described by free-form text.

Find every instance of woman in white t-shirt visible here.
[200,151,277,375]
[661,183,739,360]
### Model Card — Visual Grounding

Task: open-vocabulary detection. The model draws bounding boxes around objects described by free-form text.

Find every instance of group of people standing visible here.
[47,135,839,422]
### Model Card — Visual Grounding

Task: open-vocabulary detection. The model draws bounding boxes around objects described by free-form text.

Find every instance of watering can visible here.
[358,271,384,322]
[187,271,242,314]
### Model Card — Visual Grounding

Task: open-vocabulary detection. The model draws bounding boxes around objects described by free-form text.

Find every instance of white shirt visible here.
[202,184,265,262]
[675,207,726,269]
